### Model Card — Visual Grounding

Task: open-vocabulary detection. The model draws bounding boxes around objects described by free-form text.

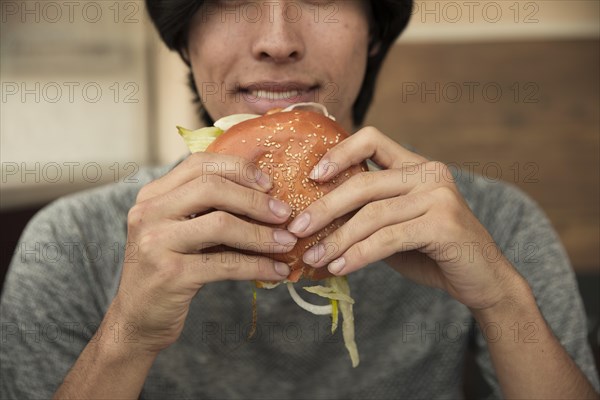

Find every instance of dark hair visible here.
[146,0,413,127]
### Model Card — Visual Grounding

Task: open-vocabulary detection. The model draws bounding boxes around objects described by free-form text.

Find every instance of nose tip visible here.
[251,12,304,63]
[258,48,301,63]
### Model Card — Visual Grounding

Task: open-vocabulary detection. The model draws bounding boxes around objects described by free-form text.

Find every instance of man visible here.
[1,1,599,398]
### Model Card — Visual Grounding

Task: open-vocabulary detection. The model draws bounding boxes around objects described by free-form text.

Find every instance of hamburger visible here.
[178,103,362,367]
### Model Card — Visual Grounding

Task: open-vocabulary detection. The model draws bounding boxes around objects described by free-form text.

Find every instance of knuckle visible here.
[378,226,398,247]
[246,188,264,213]
[219,258,240,275]
[127,203,148,228]
[207,210,232,230]
[138,229,164,250]
[399,192,423,213]
[253,224,273,250]
[424,161,455,185]
[199,174,221,190]
[432,185,458,204]
[359,125,383,140]
[361,200,384,221]
[136,232,166,264]
[431,196,461,234]
[154,252,177,271]
[352,241,370,265]
[381,196,401,211]
[135,184,153,203]
[194,175,221,205]
[403,218,424,243]
[438,163,455,185]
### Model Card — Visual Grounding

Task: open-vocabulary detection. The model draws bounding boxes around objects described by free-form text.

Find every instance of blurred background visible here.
[1,0,598,390]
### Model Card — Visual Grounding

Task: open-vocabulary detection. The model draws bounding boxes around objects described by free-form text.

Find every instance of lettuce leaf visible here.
[177,126,223,153]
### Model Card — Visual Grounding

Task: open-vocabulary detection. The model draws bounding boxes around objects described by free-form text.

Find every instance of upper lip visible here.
[240,81,318,92]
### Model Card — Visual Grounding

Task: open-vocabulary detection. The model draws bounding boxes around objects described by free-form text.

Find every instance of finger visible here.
[137,152,272,203]
[309,127,427,182]
[134,174,292,224]
[180,252,291,284]
[167,211,298,254]
[301,192,432,268]
[289,167,445,237]
[325,217,428,276]
[384,251,447,290]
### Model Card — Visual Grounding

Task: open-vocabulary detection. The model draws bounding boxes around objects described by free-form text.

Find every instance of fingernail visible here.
[256,170,272,190]
[328,257,346,274]
[269,198,291,218]
[274,262,290,276]
[273,230,297,246]
[303,243,326,265]
[288,213,310,234]
[309,161,328,180]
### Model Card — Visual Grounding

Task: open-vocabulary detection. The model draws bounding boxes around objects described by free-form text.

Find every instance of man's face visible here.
[187,0,371,132]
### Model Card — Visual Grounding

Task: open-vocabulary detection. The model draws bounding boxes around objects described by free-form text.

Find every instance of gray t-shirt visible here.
[1,162,598,399]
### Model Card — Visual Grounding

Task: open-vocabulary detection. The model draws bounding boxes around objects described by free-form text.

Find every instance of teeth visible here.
[249,89,300,100]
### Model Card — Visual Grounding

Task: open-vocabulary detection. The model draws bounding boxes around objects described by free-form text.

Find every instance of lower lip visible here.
[238,88,319,114]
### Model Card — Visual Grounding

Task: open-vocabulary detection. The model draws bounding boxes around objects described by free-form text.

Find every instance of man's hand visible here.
[54,152,297,398]
[287,126,600,398]
[115,151,297,353]
[287,126,516,311]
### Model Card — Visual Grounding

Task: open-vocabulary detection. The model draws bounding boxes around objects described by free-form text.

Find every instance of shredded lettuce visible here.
[248,283,258,340]
[302,285,354,303]
[300,277,359,367]
[327,277,359,367]
[330,299,339,334]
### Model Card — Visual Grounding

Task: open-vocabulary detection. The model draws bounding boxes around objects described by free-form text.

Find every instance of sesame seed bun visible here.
[205,109,367,284]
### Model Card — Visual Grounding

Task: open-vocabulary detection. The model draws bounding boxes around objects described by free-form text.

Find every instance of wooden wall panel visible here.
[364,40,599,272]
